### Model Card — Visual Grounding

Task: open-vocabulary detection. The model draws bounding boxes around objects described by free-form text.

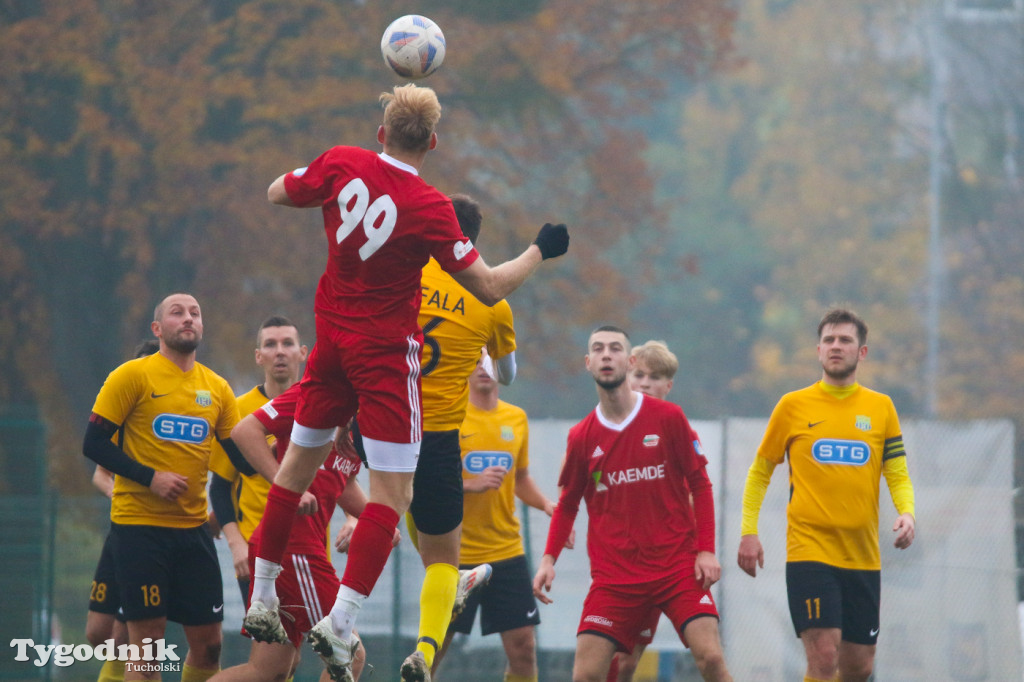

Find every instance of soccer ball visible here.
[380,15,446,80]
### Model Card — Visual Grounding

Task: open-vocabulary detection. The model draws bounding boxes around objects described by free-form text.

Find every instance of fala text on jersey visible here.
[421,287,465,315]
[602,463,666,486]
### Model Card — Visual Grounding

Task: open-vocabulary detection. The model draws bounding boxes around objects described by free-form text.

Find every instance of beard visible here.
[165,332,200,354]
[823,358,858,381]
[595,374,627,390]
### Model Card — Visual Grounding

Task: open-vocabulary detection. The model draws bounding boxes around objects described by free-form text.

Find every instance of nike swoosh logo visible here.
[869,627,879,636]
[460,433,476,439]
[151,392,170,399]
[526,608,538,618]
[212,604,224,613]
[808,420,826,428]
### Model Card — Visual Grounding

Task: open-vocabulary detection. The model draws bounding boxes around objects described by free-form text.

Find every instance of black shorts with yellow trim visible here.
[786,560,880,645]
[110,522,224,625]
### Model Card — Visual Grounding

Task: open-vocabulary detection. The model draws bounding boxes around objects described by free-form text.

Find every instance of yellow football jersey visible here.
[208,385,273,541]
[91,352,239,528]
[419,258,516,431]
[458,399,529,565]
[757,382,905,570]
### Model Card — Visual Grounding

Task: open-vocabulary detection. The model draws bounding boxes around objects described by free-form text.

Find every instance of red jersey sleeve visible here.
[428,199,480,274]
[544,435,586,560]
[282,147,342,208]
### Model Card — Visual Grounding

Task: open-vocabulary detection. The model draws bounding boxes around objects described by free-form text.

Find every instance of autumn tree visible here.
[0,0,737,490]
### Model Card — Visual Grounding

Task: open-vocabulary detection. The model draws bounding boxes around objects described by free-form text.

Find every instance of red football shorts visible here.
[296,317,424,444]
[246,546,341,647]
[577,572,719,653]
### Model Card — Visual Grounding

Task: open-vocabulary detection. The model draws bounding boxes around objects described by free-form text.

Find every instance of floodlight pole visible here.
[925,5,946,419]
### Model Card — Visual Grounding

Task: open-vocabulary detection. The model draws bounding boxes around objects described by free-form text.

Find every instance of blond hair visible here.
[379,84,442,153]
[631,340,678,379]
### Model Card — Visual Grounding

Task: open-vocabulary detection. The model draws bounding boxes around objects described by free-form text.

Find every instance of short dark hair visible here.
[450,193,482,244]
[133,339,160,358]
[818,307,868,346]
[591,324,630,341]
[257,315,298,344]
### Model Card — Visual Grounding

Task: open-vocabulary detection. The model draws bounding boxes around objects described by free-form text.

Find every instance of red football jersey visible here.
[545,393,715,585]
[283,146,479,337]
[249,384,362,556]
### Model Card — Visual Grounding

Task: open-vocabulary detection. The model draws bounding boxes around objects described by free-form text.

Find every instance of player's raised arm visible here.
[450,222,568,306]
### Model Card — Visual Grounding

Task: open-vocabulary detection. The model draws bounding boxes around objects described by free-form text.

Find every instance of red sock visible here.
[340,502,400,596]
[256,485,302,564]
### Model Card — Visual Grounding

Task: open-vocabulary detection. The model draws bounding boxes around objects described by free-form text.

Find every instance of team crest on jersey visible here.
[642,434,660,447]
[855,415,872,431]
[501,426,515,442]
[195,390,212,407]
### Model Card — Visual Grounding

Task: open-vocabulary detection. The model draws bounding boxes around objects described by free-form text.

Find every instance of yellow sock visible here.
[97,659,125,682]
[415,562,459,667]
[504,673,538,682]
[803,677,834,682]
[180,664,219,682]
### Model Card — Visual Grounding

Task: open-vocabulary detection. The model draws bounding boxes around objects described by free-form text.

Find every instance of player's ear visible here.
[377,125,386,145]
[858,345,868,360]
[428,132,437,151]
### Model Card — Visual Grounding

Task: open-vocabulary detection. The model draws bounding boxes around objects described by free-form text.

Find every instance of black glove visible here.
[533,223,569,260]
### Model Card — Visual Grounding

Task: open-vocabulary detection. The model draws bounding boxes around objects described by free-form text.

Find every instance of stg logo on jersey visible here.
[152,414,209,444]
[464,450,514,473]
[812,439,870,466]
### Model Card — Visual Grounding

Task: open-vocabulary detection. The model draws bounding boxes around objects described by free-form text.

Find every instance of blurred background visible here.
[2,0,1023,679]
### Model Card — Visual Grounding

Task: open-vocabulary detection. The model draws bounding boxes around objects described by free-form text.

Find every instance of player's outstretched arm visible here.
[267,174,298,207]
[451,223,568,306]
[532,554,557,605]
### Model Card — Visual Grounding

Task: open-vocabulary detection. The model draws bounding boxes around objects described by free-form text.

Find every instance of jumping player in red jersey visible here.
[211,383,375,682]
[533,326,732,682]
[244,83,569,682]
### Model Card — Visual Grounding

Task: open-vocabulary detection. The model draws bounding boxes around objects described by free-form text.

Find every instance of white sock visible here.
[251,558,282,604]
[329,585,367,641]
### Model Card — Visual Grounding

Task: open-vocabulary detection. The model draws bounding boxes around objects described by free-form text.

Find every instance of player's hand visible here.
[228,536,250,579]
[391,527,402,548]
[737,534,765,577]
[334,517,358,553]
[564,528,576,550]
[334,421,359,461]
[533,223,569,260]
[532,555,557,604]
[465,466,507,492]
[893,513,915,549]
[297,490,319,516]
[150,471,188,501]
[694,551,721,590]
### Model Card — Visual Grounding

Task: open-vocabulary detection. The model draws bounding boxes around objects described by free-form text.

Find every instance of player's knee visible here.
[196,639,222,668]
[840,657,874,682]
[505,633,537,673]
[692,647,727,677]
[617,652,640,679]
